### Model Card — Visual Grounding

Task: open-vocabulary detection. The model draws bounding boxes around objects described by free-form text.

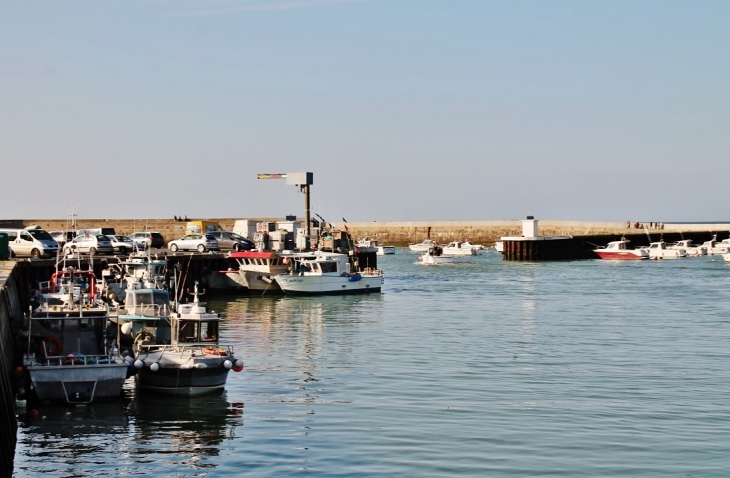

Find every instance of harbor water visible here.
[13,251,730,477]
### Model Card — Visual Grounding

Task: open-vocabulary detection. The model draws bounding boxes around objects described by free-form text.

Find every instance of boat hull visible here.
[275,274,383,295]
[136,366,231,397]
[594,251,648,260]
[28,363,129,403]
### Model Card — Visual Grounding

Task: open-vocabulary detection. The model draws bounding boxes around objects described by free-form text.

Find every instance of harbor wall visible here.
[1,219,729,247]
[0,261,28,477]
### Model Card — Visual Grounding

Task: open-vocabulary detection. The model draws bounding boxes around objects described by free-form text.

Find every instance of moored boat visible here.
[274,251,383,295]
[119,284,243,396]
[441,241,477,256]
[593,239,649,260]
[669,239,706,256]
[25,267,128,404]
[647,240,686,259]
[409,239,436,252]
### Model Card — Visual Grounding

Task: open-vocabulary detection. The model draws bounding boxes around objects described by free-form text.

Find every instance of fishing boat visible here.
[669,239,706,256]
[441,241,477,256]
[25,267,128,404]
[274,251,383,295]
[418,246,454,265]
[119,283,243,396]
[219,250,305,292]
[647,240,686,259]
[102,252,168,304]
[356,237,395,256]
[593,239,649,260]
[408,239,436,252]
[460,241,484,252]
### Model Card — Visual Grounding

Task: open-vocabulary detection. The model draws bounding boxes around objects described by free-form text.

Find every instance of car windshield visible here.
[115,236,133,243]
[230,233,245,240]
[205,234,215,240]
[28,230,53,241]
[151,233,163,239]
[97,235,110,241]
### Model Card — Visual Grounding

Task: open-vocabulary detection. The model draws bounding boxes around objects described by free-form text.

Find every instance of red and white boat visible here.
[593,239,649,260]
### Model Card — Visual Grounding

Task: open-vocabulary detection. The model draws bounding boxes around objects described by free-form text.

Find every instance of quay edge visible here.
[2,219,730,248]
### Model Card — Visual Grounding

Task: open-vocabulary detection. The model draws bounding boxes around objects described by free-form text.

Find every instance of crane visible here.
[257,172,314,250]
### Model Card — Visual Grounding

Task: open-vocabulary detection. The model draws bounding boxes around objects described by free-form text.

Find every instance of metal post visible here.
[303,184,311,251]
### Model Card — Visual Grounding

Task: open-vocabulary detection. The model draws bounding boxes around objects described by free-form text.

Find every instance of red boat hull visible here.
[594,251,647,260]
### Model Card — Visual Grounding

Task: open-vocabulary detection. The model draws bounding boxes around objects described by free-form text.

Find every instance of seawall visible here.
[2,219,728,247]
[0,261,29,477]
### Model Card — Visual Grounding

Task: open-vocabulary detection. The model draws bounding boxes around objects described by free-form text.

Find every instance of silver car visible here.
[110,235,146,254]
[63,234,113,256]
[168,234,219,253]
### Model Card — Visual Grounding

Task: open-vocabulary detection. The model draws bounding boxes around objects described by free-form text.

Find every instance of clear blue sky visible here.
[2,1,728,222]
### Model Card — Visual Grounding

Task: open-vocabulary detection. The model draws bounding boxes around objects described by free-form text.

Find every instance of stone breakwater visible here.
[1,219,729,246]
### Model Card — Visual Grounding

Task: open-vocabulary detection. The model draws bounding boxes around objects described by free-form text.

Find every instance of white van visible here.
[0,227,59,258]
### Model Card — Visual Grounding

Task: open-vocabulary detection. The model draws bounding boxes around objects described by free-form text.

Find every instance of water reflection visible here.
[15,390,243,476]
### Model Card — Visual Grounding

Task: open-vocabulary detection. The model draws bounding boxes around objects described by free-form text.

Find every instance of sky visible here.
[1,0,729,222]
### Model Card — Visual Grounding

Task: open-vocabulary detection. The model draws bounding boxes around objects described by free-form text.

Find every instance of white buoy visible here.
[150,362,159,372]
[134,360,144,369]
[223,360,232,369]
[121,323,133,335]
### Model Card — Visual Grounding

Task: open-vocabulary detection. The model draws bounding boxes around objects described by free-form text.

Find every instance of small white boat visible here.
[647,241,686,259]
[274,252,383,295]
[460,241,484,252]
[594,239,649,260]
[409,239,436,252]
[356,237,395,255]
[722,253,730,262]
[699,235,730,255]
[669,240,706,256]
[377,245,396,255]
[441,241,477,256]
[494,241,504,253]
[418,247,454,265]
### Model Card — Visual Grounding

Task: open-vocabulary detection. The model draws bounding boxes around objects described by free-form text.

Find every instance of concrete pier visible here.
[2,218,729,248]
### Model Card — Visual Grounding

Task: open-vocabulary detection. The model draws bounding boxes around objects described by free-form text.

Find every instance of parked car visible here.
[207,231,254,251]
[0,227,59,258]
[109,235,146,254]
[168,234,219,253]
[129,231,165,249]
[49,231,76,247]
[63,234,113,256]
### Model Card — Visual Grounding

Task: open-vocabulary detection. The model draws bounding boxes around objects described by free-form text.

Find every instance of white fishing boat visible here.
[409,239,436,252]
[417,246,454,265]
[460,241,484,252]
[356,237,395,255]
[274,251,383,295]
[669,239,706,256]
[593,239,649,260]
[119,284,243,396]
[699,236,729,255]
[102,252,168,303]
[441,241,477,256]
[25,267,128,404]
[647,241,686,259]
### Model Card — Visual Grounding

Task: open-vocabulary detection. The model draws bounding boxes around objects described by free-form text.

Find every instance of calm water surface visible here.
[14,252,730,476]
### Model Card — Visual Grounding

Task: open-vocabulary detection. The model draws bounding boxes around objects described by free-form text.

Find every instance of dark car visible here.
[207,231,255,251]
[129,231,165,249]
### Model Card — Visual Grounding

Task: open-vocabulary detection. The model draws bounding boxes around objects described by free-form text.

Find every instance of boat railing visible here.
[137,343,234,356]
[361,267,382,276]
[35,353,121,366]
[125,303,170,317]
